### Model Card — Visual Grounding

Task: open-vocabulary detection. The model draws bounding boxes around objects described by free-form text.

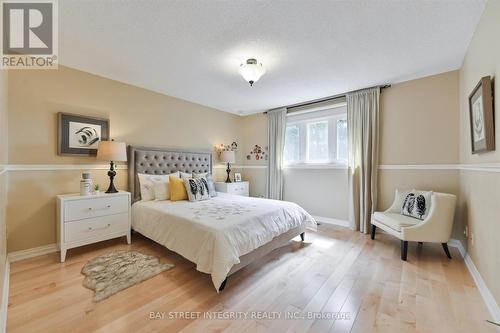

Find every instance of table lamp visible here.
[220,150,235,183]
[97,140,127,193]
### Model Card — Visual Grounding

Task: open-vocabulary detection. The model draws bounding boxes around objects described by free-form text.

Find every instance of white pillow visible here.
[152,172,181,200]
[180,172,192,179]
[138,172,180,201]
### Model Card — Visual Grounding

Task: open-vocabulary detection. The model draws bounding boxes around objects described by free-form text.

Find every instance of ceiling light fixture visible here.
[239,58,265,86]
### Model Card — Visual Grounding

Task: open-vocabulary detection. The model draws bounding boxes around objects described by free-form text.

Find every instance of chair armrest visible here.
[401,193,457,242]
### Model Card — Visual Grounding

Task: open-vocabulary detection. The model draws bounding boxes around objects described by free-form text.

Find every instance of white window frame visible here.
[284,105,347,168]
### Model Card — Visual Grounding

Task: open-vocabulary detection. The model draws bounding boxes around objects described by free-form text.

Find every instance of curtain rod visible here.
[264,84,391,114]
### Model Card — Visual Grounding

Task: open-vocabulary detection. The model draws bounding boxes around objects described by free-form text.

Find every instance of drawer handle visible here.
[87,223,111,231]
[88,205,111,211]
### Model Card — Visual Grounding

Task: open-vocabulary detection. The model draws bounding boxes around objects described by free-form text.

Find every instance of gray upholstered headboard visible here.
[128,146,212,203]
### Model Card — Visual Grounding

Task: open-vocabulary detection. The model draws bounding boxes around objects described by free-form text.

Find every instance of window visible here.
[283,106,347,165]
[284,125,300,162]
[307,121,328,161]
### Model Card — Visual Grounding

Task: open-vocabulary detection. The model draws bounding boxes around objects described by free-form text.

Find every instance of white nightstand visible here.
[57,191,131,262]
[215,181,249,197]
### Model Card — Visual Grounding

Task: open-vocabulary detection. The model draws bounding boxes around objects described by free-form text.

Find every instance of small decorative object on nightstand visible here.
[234,172,242,182]
[80,172,93,196]
[215,181,249,197]
[219,150,236,183]
[57,191,131,262]
[97,140,127,193]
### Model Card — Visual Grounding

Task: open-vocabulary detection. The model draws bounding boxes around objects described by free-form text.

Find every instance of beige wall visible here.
[7,66,243,252]
[458,0,500,306]
[379,71,459,165]
[0,70,8,317]
[238,113,268,198]
[283,168,349,220]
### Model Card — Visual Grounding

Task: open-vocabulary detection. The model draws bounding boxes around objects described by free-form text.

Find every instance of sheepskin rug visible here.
[81,250,174,301]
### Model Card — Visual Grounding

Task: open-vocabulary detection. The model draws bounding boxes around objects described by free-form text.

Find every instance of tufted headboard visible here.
[128,146,212,203]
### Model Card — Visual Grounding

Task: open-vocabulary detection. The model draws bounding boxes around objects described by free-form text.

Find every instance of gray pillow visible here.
[193,172,217,197]
[184,178,211,202]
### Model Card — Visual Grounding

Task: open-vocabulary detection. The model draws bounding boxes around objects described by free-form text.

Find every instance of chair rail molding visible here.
[6,164,128,171]
[379,163,500,173]
[2,163,500,172]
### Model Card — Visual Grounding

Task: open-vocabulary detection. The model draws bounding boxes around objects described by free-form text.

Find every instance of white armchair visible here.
[371,191,457,261]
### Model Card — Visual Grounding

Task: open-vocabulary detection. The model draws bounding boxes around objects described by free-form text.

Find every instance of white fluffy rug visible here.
[81,250,174,301]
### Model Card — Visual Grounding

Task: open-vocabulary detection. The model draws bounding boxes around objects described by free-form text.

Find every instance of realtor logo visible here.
[1,0,58,69]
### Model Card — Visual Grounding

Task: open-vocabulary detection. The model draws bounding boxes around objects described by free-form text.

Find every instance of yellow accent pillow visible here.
[169,176,188,201]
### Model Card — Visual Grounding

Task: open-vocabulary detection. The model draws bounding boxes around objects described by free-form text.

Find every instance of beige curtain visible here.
[347,88,380,233]
[266,107,287,200]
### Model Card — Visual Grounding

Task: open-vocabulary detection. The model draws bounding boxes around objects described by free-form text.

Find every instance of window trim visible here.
[284,109,347,167]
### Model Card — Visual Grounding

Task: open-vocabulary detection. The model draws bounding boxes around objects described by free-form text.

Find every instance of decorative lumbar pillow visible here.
[169,176,188,201]
[184,177,211,202]
[152,172,180,201]
[138,172,179,201]
[193,172,217,197]
[401,190,432,220]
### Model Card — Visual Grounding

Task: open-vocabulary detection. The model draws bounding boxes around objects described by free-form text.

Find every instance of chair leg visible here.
[442,243,452,259]
[300,232,305,242]
[401,240,408,261]
[370,225,377,240]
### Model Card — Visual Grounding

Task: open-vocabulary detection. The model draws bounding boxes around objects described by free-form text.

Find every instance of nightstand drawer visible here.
[64,195,128,222]
[215,182,249,196]
[228,184,248,196]
[64,213,129,243]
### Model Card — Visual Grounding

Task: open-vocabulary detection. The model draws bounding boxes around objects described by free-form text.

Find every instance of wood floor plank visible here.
[6,226,496,333]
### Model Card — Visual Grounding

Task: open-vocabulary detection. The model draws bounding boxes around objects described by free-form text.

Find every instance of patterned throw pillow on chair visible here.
[401,190,432,220]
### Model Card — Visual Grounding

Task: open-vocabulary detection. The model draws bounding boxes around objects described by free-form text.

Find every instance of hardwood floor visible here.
[7,225,497,333]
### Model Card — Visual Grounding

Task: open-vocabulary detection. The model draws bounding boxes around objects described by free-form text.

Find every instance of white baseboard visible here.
[312,215,352,229]
[448,238,500,324]
[7,243,58,263]
[0,259,9,333]
[447,238,466,258]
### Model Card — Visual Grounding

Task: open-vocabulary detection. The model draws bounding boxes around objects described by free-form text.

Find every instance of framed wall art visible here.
[468,76,495,154]
[58,112,110,156]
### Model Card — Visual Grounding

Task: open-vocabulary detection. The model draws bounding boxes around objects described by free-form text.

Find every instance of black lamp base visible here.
[225,162,232,183]
[105,161,119,193]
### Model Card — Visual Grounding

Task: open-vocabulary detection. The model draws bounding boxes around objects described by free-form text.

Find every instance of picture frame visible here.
[58,112,110,156]
[234,172,242,182]
[468,76,495,154]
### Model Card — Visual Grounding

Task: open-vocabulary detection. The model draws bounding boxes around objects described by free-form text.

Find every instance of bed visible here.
[128,146,317,291]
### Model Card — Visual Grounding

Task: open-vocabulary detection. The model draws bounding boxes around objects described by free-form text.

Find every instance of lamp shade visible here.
[96,141,127,161]
[220,150,235,163]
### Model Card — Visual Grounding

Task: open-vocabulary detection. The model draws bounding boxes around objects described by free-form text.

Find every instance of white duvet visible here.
[132,193,317,291]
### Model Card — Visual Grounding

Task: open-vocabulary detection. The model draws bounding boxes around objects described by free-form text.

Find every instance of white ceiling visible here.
[59,0,486,115]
